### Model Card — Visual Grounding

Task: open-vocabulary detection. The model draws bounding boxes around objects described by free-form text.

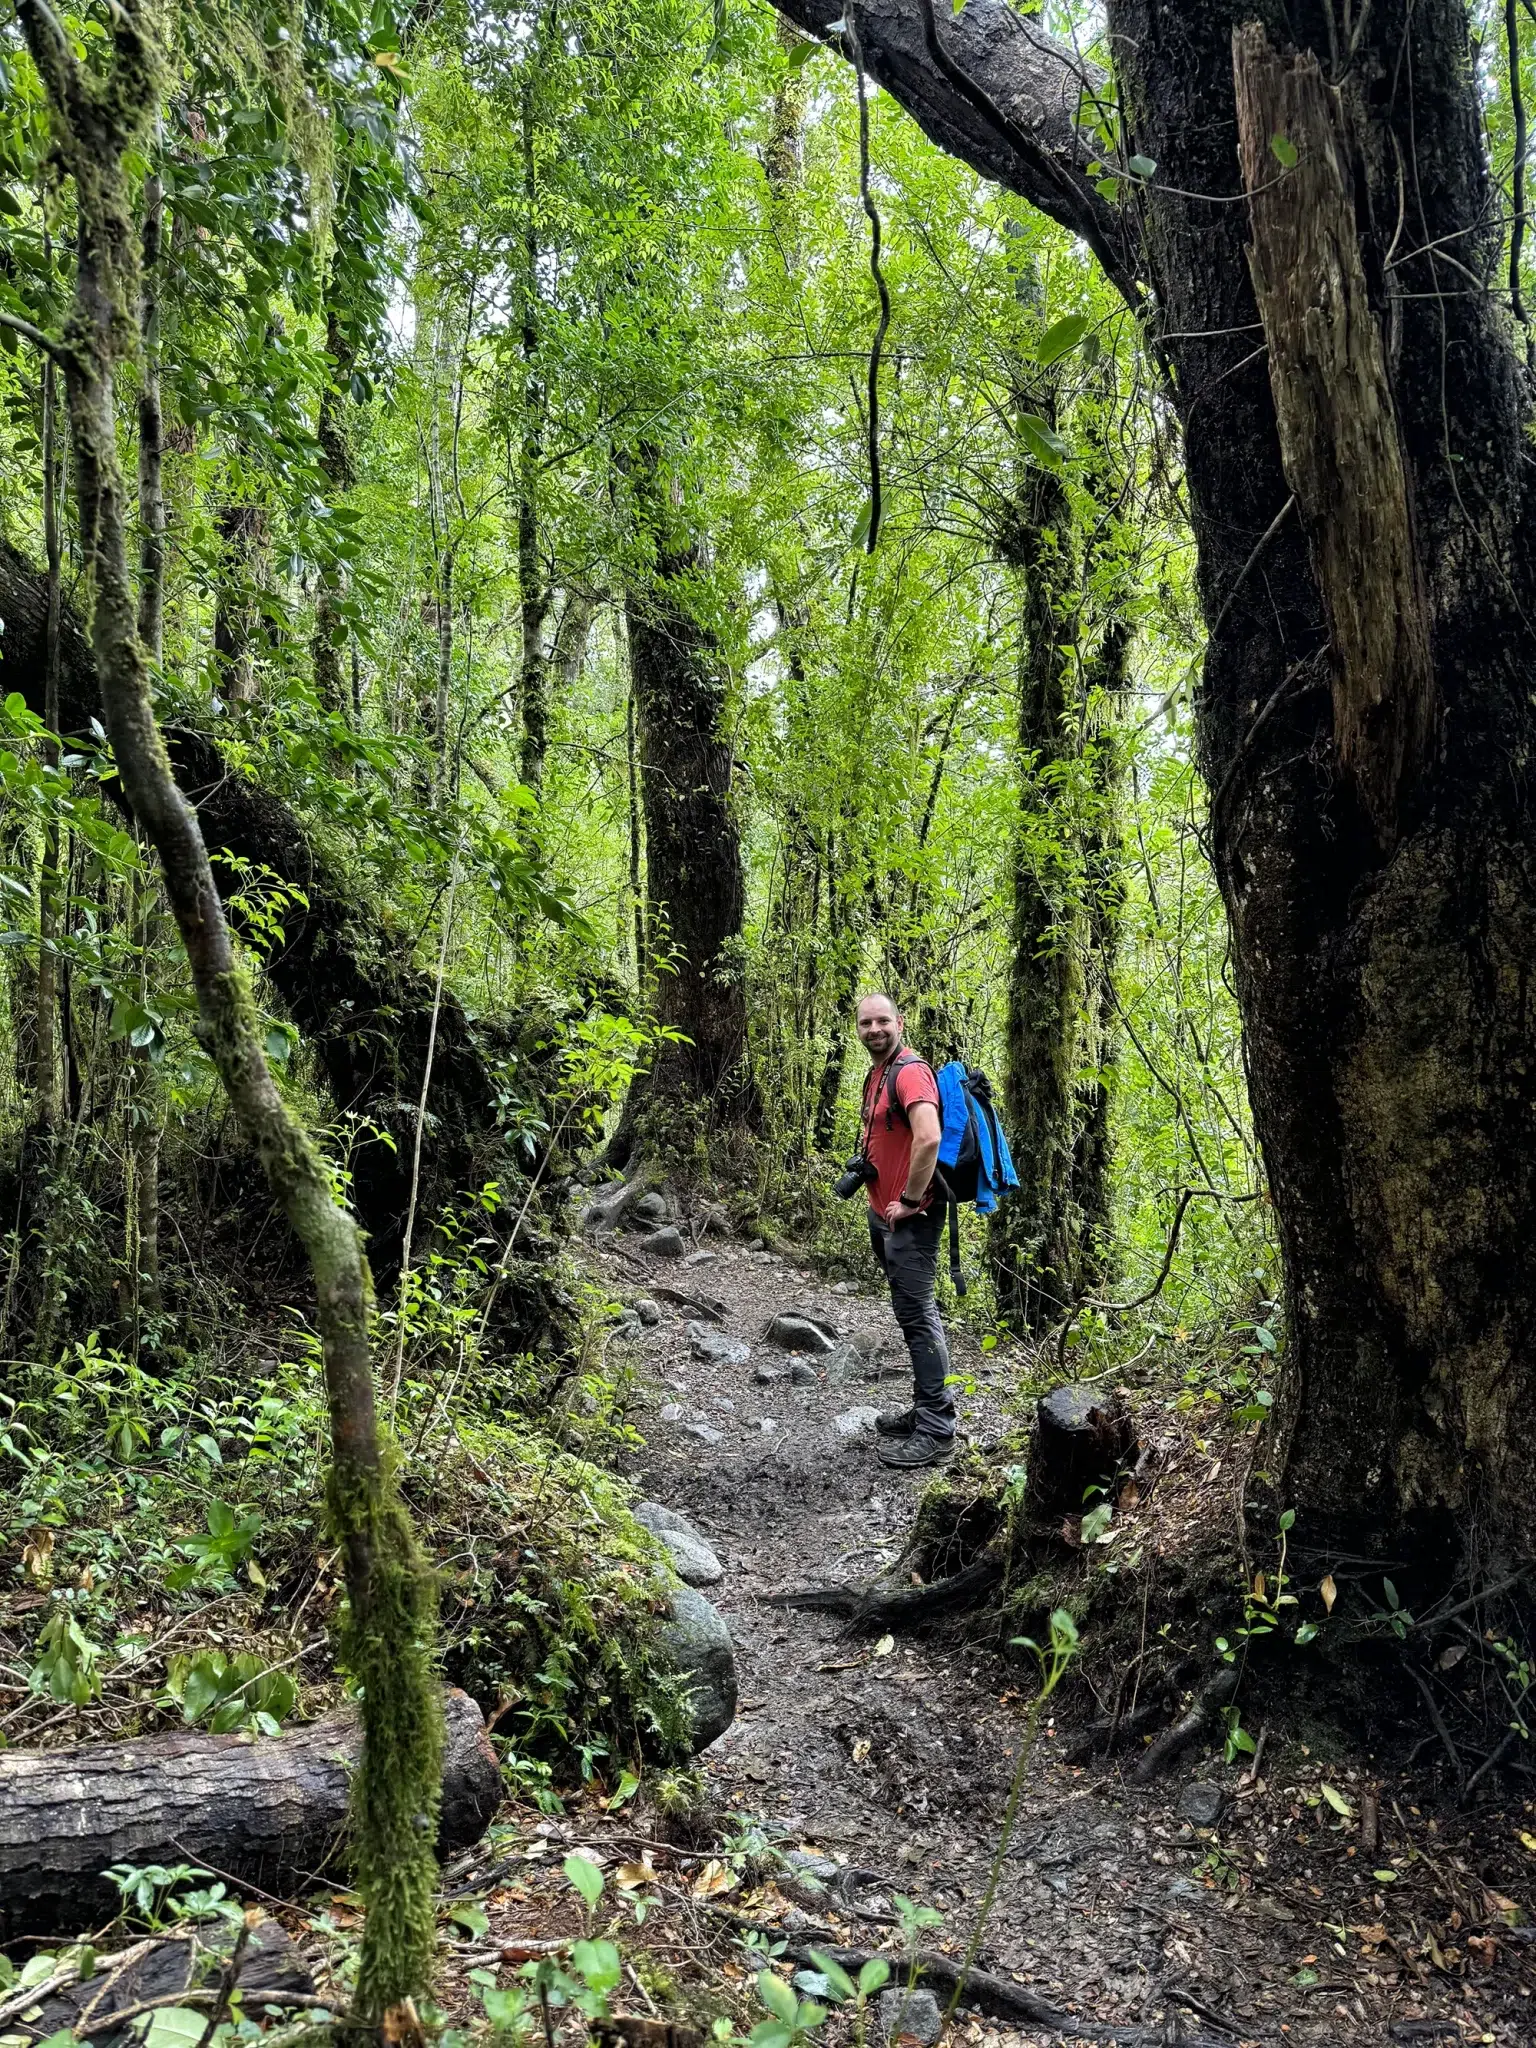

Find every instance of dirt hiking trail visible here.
[559,1228,1536,2048]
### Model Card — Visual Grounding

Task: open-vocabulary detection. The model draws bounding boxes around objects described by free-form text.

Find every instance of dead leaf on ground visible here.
[851,1737,872,1763]
[1320,1574,1337,1613]
[614,1860,658,1890]
[691,1858,737,1899]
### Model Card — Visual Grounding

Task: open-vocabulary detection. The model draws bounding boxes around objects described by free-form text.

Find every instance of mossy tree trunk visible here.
[15,0,442,2016]
[990,408,1086,1334]
[620,446,759,1141]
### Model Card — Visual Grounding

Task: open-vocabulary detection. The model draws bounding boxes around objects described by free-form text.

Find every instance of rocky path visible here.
[586,1227,1536,2048]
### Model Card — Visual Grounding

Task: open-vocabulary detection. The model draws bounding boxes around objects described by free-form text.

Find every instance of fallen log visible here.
[0,1685,502,1940]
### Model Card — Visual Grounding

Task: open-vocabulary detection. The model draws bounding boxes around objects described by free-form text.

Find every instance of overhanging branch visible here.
[769,0,1142,310]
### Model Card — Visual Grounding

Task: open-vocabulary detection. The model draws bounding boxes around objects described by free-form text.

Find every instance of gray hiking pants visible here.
[869,1209,955,1439]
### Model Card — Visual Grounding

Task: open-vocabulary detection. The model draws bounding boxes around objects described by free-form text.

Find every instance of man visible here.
[854,992,955,1468]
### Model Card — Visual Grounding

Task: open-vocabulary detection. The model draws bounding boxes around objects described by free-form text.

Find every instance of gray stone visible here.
[634,1503,725,1588]
[789,1360,817,1386]
[767,1313,838,1354]
[876,1989,942,2047]
[747,1238,765,1252]
[1177,1782,1227,1828]
[635,1298,663,1327]
[610,1312,644,1342]
[754,1361,790,1386]
[833,1405,882,1441]
[749,1416,779,1433]
[656,1584,737,1750]
[1166,1875,1206,1904]
[640,1226,686,1258]
[711,1395,736,1414]
[634,1191,669,1223]
[822,1341,868,1385]
[682,1421,724,1445]
[659,1403,685,1423]
[833,1281,858,1294]
[688,1321,751,1368]
[681,1250,718,1268]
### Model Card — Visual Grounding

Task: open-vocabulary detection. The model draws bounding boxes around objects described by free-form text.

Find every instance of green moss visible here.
[329,1462,443,2020]
[421,1417,692,1777]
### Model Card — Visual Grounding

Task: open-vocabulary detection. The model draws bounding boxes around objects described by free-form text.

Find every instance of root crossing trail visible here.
[588,1230,1536,2047]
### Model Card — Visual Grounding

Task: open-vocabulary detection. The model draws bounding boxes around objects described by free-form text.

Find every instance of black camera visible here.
[833,1153,877,1201]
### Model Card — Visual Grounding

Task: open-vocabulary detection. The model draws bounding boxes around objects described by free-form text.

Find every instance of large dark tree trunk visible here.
[621,449,758,1134]
[772,0,1536,1568]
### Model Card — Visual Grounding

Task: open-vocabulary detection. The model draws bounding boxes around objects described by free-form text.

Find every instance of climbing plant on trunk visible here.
[14,0,442,2014]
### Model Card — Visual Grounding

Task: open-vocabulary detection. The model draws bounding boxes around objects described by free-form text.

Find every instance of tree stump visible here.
[1028,1384,1137,1520]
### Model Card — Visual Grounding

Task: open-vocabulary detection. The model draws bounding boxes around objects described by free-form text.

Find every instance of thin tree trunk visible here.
[35,355,62,1138]
[213,499,267,708]
[517,77,552,792]
[990,415,1082,1334]
[625,630,647,986]
[16,0,442,2015]
[133,154,166,1327]
[313,308,356,720]
[1068,617,1131,1294]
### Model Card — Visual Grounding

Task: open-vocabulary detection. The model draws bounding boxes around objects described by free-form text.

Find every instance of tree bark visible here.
[770,0,1536,1568]
[313,307,356,721]
[622,449,758,1131]
[0,1688,501,1940]
[990,423,1085,1334]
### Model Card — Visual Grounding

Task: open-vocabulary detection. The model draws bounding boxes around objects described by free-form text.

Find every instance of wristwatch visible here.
[897,1190,924,1209]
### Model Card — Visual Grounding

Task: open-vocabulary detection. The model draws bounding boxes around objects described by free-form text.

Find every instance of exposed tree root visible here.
[705,1909,1233,2046]
[763,1554,1003,1626]
[1130,1666,1236,1785]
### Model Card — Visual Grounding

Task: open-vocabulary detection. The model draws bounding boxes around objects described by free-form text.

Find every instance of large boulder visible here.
[657,1585,737,1750]
[635,1501,725,1586]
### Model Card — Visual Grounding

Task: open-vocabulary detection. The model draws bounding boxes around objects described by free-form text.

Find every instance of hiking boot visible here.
[875,1406,917,1437]
[877,1430,955,1469]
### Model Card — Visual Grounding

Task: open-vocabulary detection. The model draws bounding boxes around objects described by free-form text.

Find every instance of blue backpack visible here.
[877,1054,1019,1296]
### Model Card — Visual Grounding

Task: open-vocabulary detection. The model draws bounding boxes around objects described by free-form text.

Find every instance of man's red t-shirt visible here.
[860,1053,941,1217]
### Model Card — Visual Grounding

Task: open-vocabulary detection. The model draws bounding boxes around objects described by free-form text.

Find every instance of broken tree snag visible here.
[1028,1383,1136,1520]
[0,1687,502,1940]
[1232,23,1434,845]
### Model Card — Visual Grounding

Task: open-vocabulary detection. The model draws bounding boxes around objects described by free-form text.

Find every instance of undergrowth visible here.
[0,1325,690,1787]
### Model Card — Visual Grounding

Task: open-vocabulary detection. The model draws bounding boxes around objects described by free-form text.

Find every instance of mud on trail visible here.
[548,1229,1536,2048]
